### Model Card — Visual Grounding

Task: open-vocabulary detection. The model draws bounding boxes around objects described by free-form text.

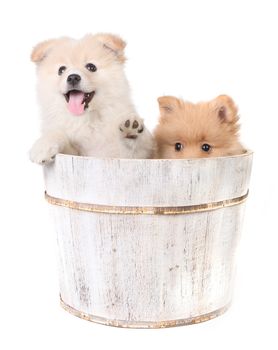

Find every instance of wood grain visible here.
[44,152,253,327]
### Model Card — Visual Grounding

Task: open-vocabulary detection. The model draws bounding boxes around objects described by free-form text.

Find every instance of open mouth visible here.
[64,90,95,116]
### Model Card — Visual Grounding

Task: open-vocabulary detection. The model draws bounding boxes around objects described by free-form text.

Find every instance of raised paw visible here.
[29,138,60,165]
[119,117,144,139]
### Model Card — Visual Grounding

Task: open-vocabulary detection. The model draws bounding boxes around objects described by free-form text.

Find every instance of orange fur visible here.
[154,95,244,159]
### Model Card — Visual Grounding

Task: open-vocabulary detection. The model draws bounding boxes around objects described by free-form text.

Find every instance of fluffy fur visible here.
[154,95,244,159]
[29,33,153,163]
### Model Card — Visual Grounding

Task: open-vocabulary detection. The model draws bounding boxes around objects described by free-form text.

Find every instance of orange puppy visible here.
[154,95,244,159]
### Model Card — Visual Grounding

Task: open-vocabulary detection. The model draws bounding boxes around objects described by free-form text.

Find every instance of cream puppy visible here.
[29,33,153,163]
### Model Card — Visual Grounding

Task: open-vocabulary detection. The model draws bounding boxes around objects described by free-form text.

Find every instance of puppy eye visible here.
[58,66,66,75]
[85,63,97,72]
[175,142,183,151]
[201,143,211,152]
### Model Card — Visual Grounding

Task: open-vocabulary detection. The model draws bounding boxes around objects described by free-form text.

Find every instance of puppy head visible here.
[154,95,244,159]
[31,33,127,117]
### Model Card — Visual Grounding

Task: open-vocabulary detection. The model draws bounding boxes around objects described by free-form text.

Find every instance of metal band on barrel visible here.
[59,296,229,328]
[45,190,248,215]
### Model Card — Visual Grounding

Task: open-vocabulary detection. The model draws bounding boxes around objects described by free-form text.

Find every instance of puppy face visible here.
[154,95,244,159]
[31,34,127,117]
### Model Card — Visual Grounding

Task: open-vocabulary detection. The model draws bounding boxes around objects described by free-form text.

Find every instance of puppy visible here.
[154,95,244,159]
[29,33,153,163]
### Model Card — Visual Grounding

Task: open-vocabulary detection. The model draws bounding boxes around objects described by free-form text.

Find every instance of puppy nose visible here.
[67,74,81,86]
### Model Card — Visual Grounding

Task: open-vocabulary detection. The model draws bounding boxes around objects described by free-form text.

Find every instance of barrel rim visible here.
[55,149,253,163]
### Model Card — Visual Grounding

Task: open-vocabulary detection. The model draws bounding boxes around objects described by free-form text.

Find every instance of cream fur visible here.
[29,33,153,164]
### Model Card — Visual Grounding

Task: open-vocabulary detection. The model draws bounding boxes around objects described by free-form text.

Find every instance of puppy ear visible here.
[157,96,181,118]
[213,95,238,123]
[94,33,126,62]
[31,39,58,63]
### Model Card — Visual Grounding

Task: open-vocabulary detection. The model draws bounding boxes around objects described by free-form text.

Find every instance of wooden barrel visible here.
[44,151,253,328]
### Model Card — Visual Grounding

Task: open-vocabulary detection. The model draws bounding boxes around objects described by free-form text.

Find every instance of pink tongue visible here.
[67,91,85,116]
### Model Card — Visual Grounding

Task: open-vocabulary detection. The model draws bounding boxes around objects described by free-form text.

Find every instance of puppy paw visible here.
[119,117,144,139]
[29,139,60,164]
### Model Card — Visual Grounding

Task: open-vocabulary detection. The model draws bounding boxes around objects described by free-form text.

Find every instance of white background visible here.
[0,0,277,349]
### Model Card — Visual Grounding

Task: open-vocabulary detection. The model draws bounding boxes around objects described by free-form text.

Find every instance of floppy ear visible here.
[213,95,238,123]
[31,39,58,63]
[94,33,126,62]
[157,96,181,119]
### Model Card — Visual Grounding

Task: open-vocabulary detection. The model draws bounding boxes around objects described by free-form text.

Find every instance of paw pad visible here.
[120,117,144,139]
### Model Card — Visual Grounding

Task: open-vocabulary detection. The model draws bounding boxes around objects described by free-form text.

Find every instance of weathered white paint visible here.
[44,151,253,327]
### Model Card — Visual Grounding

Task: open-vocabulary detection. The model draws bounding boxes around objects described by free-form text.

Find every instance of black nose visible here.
[67,74,81,86]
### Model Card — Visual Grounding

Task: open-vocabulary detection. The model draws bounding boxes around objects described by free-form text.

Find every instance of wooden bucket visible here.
[44,151,253,328]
